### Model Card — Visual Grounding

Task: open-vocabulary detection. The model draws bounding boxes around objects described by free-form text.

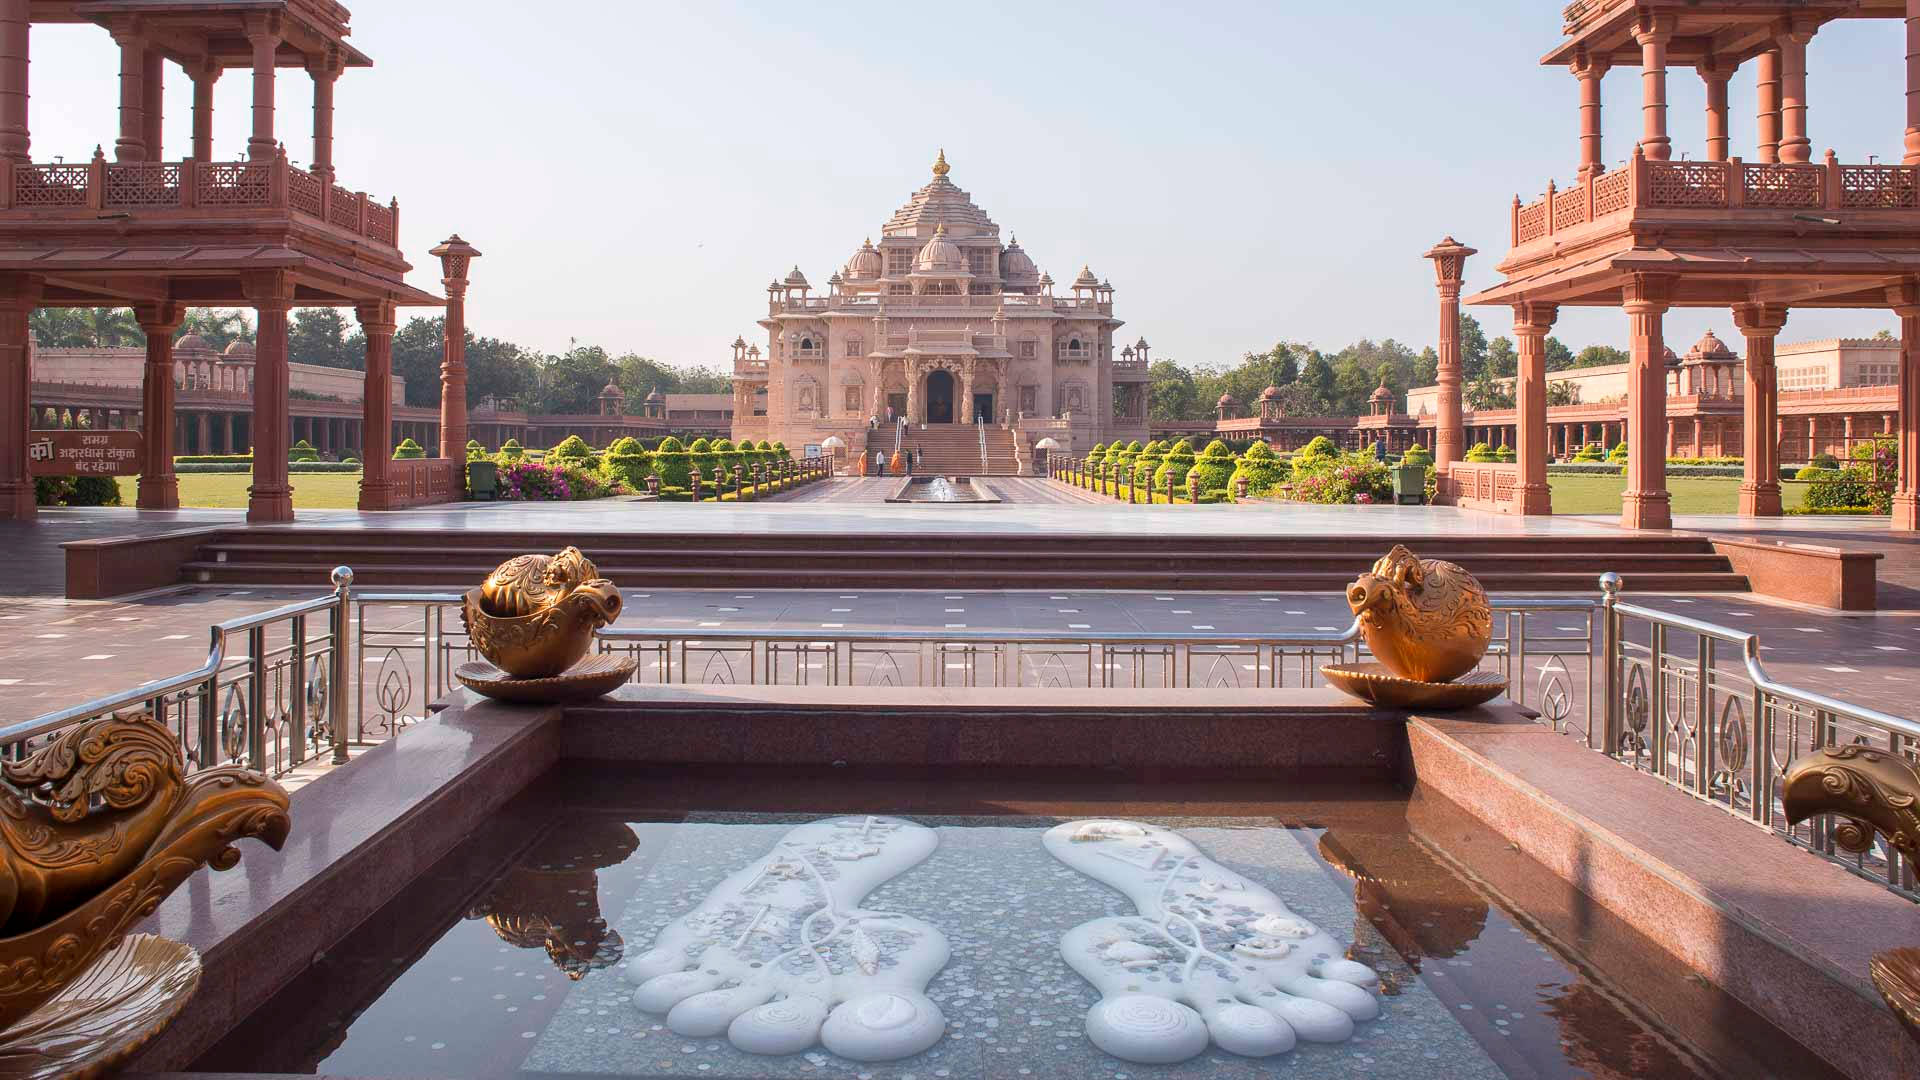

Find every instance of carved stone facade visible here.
[733,153,1149,456]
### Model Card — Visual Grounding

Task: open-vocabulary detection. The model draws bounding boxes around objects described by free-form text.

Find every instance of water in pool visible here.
[197,769,1842,1079]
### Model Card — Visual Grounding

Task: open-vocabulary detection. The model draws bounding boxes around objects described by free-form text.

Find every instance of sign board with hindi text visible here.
[27,430,143,476]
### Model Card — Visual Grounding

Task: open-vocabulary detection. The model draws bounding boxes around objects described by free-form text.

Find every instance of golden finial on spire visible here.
[932,148,950,177]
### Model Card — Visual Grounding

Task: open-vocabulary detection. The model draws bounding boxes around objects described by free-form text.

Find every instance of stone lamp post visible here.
[429,234,482,465]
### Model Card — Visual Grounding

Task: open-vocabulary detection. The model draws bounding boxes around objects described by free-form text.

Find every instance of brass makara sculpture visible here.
[1345,545,1492,684]
[461,547,623,679]
[0,711,289,1074]
[1782,744,1920,1043]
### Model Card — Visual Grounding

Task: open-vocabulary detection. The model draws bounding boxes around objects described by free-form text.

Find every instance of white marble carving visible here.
[623,816,948,1062]
[1044,819,1380,1064]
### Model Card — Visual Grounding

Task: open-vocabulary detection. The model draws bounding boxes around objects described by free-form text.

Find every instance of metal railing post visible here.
[246,625,267,772]
[1599,572,1621,753]
[330,566,353,765]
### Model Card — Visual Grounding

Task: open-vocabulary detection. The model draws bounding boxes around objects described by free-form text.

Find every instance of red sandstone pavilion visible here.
[1431,0,1920,531]
[0,0,476,523]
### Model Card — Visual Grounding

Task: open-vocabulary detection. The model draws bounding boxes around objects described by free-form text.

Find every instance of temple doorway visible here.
[927,370,955,424]
[971,393,994,425]
[886,393,907,421]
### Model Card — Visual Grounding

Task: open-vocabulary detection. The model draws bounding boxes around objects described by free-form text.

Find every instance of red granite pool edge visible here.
[124,700,562,1073]
[1406,714,1920,1080]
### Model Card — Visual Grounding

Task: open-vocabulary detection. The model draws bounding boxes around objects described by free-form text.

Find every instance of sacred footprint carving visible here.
[623,816,948,1063]
[1044,819,1381,1064]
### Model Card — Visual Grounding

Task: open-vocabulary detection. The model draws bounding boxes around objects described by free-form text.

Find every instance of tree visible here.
[178,309,254,350]
[534,343,617,415]
[1302,351,1335,400]
[468,336,536,407]
[1147,359,1199,423]
[1458,314,1490,380]
[1547,379,1579,406]
[1573,344,1629,368]
[30,307,137,347]
[1414,346,1438,386]
[1544,336,1575,371]
[1465,371,1513,411]
[674,366,732,394]
[391,316,446,407]
[288,308,362,370]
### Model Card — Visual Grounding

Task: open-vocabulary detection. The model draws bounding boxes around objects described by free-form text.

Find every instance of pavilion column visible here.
[1622,277,1674,529]
[1757,48,1782,163]
[1633,15,1674,161]
[1425,238,1476,484]
[1908,0,1920,165]
[0,274,37,520]
[1512,301,1555,515]
[1573,53,1609,181]
[1893,283,1920,531]
[1692,417,1704,457]
[1807,417,1818,462]
[0,0,27,164]
[1777,23,1816,164]
[140,47,162,161]
[308,56,338,181]
[357,301,396,511]
[190,62,217,163]
[245,16,280,161]
[111,27,145,161]
[431,235,479,462]
[245,275,293,522]
[1702,59,1732,162]
[135,303,182,509]
[197,411,209,455]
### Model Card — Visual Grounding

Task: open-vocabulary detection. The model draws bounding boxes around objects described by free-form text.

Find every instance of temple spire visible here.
[932,148,949,177]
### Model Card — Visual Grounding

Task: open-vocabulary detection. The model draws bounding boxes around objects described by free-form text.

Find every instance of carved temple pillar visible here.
[1512,301,1556,515]
[0,273,37,520]
[190,62,217,162]
[245,16,279,161]
[1777,23,1815,164]
[246,275,293,522]
[431,235,479,462]
[358,300,396,510]
[1908,0,1920,165]
[309,57,338,181]
[112,26,145,161]
[1622,276,1674,529]
[1701,58,1732,162]
[1757,47,1782,163]
[140,47,162,161]
[1633,15,1674,161]
[135,302,182,509]
[1574,53,1609,181]
[0,0,28,164]
[1894,283,1920,531]
[1425,237,1476,481]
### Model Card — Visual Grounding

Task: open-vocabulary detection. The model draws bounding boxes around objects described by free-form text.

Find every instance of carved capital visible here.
[1621,274,1674,315]
[1731,302,1789,338]
[1631,13,1675,46]
[132,301,184,334]
[1512,300,1559,338]
[355,299,398,337]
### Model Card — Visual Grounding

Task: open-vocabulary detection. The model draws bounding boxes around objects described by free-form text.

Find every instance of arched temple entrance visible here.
[926,370,955,424]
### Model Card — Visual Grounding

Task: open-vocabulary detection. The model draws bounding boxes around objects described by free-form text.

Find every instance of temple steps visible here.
[897,425,1023,475]
[178,531,1748,594]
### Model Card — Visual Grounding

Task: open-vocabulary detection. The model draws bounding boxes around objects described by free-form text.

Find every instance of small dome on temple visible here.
[846,238,881,279]
[599,381,625,397]
[733,335,747,348]
[1662,345,1680,366]
[222,340,255,360]
[1687,330,1736,360]
[1039,271,1054,287]
[1259,385,1281,401]
[175,333,215,356]
[1371,383,1394,402]
[827,270,844,285]
[1072,265,1100,289]
[1217,392,1239,407]
[914,223,966,272]
[1002,236,1037,281]
[645,387,665,403]
[784,266,810,289]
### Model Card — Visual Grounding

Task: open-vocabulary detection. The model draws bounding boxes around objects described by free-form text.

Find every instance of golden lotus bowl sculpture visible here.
[461,547,623,680]
[0,711,290,1077]
[1321,545,1504,710]
[1783,745,1920,1045]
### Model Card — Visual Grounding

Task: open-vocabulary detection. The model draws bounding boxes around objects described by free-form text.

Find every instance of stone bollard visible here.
[690,467,703,502]
[1188,474,1200,504]
[645,475,660,497]
[1164,473,1174,504]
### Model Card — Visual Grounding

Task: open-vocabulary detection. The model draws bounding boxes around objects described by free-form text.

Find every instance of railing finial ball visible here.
[331,566,354,589]
[1598,572,1621,597]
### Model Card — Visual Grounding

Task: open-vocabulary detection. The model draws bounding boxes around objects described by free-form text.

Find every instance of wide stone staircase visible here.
[176,529,1749,594]
[900,424,1022,475]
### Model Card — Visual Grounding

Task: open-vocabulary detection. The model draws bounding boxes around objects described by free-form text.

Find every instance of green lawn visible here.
[1547,474,1811,516]
[115,472,366,510]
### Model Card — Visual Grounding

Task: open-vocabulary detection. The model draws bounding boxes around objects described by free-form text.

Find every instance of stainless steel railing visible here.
[1598,573,1920,900]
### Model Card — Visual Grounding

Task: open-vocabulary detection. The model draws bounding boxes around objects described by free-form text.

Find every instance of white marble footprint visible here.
[1043,819,1380,1064]
[623,816,948,1063]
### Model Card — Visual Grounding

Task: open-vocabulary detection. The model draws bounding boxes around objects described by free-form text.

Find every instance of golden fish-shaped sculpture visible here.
[463,547,622,679]
[1345,545,1491,684]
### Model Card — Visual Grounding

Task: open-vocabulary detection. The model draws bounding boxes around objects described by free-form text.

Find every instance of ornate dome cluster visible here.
[845,238,881,280]
[1002,235,1037,284]
[1685,330,1737,361]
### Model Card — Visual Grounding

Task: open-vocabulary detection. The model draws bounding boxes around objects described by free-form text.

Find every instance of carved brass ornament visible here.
[1782,744,1920,1045]
[461,547,624,679]
[1321,546,1505,710]
[467,819,639,979]
[0,711,290,1078]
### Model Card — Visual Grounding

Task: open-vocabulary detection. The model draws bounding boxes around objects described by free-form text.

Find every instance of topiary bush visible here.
[1493,444,1515,463]
[1132,440,1167,487]
[1296,436,1339,465]
[687,437,718,479]
[1153,439,1197,491]
[393,437,425,460]
[1400,445,1432,467]
[651,435,692,486]
[1188,440,1237,492]
[602,436,651,489]
[1229,441,1288,499]
[35,475,122,506]
[1464,441,1495,463]
[466,439,487,462]
[1607,443,1629,464]
[497,439,526,463]
[1811,452,1839,470]
[289,439,320,462]
[1571,442,1604,462]
[549,434,594,464]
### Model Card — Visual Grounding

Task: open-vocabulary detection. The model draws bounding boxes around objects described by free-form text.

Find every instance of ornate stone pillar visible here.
[111,26,145,161]
[197,411,209,456]
[1734,303,1786,516]
[0,274,34,520]
[431,235,479,462]
[190,62,217,162]
[1757,47,1782,163]
[1574,53,1609,181]
[1424,237,1476,480]
[1908,0,1920,165]
[245,16,280,161]
[246,274,294,522]
[1894,282,1920,531]
[1634,15,1674,161]
[1623,277,1674,529]
[1701,58,1732,162]
[140,47,162,160]
[905,360,919,425]
[353,310,390,507]
[135,302,182,509]
[1777,23,1815,164]
[0,0,27,164]
[308,55,339,180]
[960,365,974,423]
[1512,302,1556,514]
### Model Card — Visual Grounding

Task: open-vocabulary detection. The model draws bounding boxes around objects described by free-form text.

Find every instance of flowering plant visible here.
[498,461,627,501]
[1283,451,1393,505]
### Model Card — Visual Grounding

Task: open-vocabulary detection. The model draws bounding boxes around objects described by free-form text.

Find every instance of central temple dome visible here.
[914,223,966,273]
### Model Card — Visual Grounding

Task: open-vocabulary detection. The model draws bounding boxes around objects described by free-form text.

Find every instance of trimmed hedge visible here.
[393,437,425,460]
[1229,441,1288,499]
[289,439,320,462]
[1153,439,1197,490]
[175,461,360,474]
[1188,440,1237,492]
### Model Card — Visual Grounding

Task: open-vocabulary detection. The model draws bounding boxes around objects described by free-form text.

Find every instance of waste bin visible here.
[1391,464,1425,505]
[468,459,499,501]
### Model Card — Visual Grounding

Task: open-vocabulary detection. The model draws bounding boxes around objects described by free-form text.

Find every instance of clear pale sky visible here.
[27,1,1907,368]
